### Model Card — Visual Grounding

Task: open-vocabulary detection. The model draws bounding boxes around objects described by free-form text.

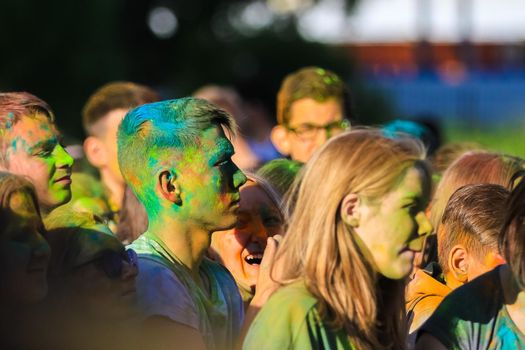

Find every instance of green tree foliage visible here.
[0,0,391,139]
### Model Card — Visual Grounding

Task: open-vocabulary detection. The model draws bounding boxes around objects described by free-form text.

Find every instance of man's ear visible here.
[83,136,108,168]
[270,125,291,156]
[448,245,469,283]
[340,193,360,228]
[158,170,181,205]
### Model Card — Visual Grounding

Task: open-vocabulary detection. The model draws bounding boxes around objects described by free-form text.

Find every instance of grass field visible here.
[443,120,525,158]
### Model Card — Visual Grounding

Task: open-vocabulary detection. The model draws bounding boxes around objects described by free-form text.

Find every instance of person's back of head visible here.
[256,158,303,198]
[431,142,483,180]
[271,67,352,163]
[430,151,524,232]
[438,184,508,289]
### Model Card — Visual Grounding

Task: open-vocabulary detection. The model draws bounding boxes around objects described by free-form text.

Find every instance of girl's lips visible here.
[54,175,72,185]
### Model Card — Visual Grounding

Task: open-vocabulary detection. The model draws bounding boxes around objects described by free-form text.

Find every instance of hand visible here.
[251,234,283,307]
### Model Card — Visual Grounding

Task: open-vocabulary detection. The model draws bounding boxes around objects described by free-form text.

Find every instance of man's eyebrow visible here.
[28,136,58,153]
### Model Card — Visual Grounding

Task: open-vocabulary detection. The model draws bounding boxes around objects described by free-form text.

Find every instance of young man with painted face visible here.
[82,81,159,214]
[119,98,277,350]
[270,67,352,163]
[0,92,74,216]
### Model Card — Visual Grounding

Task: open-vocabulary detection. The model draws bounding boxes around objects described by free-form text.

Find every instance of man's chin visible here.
[213,217,238,231]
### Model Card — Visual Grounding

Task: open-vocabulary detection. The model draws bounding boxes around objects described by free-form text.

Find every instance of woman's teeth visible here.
[244,253,263,265]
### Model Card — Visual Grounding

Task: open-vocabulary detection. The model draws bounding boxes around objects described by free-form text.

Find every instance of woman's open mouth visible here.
[244,253,263,265]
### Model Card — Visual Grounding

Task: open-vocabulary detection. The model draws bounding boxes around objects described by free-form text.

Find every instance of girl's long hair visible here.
[275,129,428,350]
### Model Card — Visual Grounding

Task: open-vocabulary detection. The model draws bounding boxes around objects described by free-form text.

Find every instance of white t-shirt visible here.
[129,232,244,350]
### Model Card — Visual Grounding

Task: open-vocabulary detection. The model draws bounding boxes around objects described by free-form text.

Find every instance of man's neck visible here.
[148,214,211,280]
[100,170,124,212]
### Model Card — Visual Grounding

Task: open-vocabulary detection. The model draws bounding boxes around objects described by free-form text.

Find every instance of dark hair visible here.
[82,81,159,135]
[500,174,525,288]
[439,184,509,273]
[276,67,351,125]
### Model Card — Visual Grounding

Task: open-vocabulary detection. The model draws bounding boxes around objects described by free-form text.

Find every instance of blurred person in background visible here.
[407,184,508,338]
[209,173,284,307]
[270,67,352,163]
[36,211,139,350]
[417,174,525,349]
[82,81,159,216]
[193,85,261,170]
[0,92,74,217]
[0,172,51,348]
[244,130,432,349]
[256,158,303,198]
[430,142,483,183]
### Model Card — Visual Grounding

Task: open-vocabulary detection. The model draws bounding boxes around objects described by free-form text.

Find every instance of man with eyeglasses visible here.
[271,67,352,163]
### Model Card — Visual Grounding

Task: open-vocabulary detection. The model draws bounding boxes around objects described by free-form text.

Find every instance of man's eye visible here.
[296,125,315,133]
[36,150,52,157]
[403,202,420,214]
[215,159,229,167]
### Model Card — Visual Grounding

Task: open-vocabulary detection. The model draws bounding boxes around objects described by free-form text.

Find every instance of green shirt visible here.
[244,281,355,350]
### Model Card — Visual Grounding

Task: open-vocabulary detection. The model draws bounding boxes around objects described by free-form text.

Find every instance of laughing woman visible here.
[209,173,284,307]
[243,130,432,350]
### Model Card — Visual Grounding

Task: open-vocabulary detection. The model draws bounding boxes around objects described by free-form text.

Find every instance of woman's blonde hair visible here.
[276,129,428,350]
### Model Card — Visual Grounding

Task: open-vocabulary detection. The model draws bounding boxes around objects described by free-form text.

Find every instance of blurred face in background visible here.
[273,98,347,163]
[0,191,50,304]
[210,180,284,296]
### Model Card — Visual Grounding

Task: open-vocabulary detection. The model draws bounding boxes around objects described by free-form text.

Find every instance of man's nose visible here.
[54,144,74,168]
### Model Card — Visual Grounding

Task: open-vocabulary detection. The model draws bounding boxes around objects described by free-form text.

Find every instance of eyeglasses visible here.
[285,119,350,140]
[75,249,138,279]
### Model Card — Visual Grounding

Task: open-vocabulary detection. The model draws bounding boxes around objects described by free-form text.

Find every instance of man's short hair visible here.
[117,97,236,208]
[276,66,351,125]
[0,92,55,166]
[438,183,509,273]
[82,81,160,136]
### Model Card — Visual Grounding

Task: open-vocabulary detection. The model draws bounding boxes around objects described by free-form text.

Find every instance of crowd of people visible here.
[1,66,524,349]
